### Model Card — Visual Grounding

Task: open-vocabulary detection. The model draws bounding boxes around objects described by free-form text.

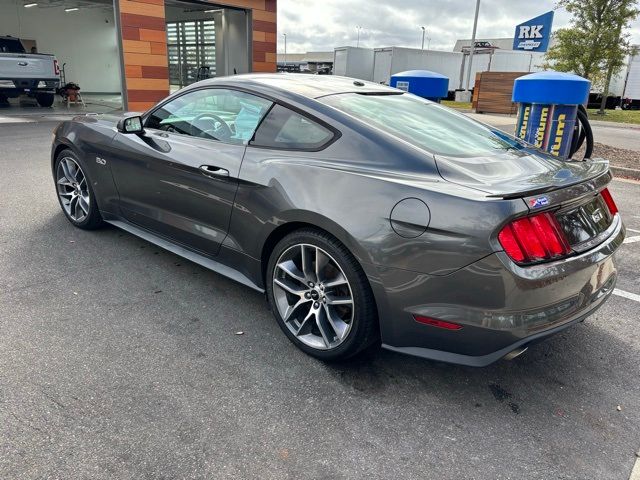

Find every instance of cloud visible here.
[277,0,640,53]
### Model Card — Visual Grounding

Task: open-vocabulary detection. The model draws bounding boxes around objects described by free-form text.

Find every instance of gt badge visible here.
[529,196,549,208]
[591,208,603,223]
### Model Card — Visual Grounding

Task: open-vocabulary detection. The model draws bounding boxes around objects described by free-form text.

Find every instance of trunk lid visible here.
[434,148,609,198]
[553,192,617,253]
[0,53,57,79]
[434,149,620,256]
[457,149,622,260]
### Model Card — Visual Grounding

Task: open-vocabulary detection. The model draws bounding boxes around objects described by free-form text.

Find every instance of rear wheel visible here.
[54,150,103,229]
[266,229,379,361]
[36,93,54,107]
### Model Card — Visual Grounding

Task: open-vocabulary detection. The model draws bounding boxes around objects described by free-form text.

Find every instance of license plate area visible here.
[555,194,613,251]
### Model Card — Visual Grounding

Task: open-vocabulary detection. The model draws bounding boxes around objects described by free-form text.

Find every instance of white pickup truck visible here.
[0,36,60,107]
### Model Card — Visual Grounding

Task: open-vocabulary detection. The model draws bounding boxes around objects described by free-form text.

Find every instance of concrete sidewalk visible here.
[466,112,640,152]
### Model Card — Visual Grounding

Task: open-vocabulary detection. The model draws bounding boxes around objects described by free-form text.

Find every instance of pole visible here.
[421,27,425,50]
[465,0,481,91]
[356,26,361,48]
[283,33,287,67]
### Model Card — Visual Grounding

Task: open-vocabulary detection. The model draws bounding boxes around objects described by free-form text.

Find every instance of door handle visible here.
[199,165,229,178]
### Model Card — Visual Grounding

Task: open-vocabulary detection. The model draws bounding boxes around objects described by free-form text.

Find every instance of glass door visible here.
[167,19,216,90]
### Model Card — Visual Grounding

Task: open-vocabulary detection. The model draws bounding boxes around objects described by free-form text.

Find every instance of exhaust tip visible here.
[503,346,528,361]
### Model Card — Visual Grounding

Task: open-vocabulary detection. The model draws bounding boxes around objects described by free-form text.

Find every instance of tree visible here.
[544,0,640,114]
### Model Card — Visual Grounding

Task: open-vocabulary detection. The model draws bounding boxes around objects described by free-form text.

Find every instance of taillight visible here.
[498,212,570,265]
[600,188,618,215]
[54,59,60,76]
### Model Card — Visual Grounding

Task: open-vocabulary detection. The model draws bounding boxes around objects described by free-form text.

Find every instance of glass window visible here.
[251,105,334,150]
[320,92,527,158]
[146,89,272,145]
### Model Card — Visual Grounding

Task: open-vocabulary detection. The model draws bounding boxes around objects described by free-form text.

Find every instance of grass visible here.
[587,109,640,125]
[441,100,472,110]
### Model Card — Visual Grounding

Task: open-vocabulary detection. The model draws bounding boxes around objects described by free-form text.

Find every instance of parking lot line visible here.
[0,116,35,124]
[627,228,640,233]
[614,289,640,303]
[624,236,640,244]
[629,457,640,480]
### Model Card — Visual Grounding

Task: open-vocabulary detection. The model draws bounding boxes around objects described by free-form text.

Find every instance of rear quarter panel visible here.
[232,129,528,279]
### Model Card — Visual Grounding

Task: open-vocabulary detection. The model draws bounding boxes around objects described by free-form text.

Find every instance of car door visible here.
[108,87,273,256]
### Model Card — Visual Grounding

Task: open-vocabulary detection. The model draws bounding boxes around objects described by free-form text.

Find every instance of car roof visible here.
[198,73,398,99]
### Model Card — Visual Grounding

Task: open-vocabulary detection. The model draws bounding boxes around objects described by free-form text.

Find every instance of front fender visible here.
[51,119,120,215]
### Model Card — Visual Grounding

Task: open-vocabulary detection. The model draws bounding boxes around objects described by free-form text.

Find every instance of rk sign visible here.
[513,11,554,52]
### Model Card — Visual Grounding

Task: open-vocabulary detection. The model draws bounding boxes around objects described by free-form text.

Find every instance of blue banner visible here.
[513,11,554,52]
[515,103,578,159]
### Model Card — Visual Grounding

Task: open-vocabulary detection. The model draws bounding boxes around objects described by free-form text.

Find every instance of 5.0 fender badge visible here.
[529,196,549,208]
[96,157,107,165]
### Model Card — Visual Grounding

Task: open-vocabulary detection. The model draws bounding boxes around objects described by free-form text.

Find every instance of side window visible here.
[250,104,334,150]
[145,88,272,145]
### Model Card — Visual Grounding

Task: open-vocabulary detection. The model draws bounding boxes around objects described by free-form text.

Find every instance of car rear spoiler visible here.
[489,164,612,206]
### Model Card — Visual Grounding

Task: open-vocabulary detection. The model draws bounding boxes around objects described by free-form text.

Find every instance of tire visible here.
[54,149,104,230]
[266,228,379,361]
[36,93,54,107]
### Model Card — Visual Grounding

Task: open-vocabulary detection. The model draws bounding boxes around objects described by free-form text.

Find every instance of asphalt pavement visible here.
[1,120,639,480]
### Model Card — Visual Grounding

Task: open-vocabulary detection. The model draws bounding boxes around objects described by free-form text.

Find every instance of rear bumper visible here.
[383,298,608,367]
[0,78,59,94]
[371,214,625,366]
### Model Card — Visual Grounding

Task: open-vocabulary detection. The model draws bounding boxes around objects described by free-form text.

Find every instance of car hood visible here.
[434,148,610,198]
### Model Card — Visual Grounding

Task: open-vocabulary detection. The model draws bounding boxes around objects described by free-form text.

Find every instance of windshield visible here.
[320,92,527,157]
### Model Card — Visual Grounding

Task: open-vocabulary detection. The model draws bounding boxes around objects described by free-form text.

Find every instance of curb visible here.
[588,119,640,130]
[611,166,640,181]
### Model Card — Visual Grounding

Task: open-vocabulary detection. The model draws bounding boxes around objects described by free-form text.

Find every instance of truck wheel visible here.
[36,93,54,107]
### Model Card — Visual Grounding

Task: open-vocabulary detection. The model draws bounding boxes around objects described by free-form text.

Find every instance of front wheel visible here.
[266,229,379,361]
[54,150,103,229]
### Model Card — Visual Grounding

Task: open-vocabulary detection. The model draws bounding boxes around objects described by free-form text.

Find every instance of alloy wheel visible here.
[56,157,90,223]
[273,243,354,350]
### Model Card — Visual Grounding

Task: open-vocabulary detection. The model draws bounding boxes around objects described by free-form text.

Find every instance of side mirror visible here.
[117,115,144,134]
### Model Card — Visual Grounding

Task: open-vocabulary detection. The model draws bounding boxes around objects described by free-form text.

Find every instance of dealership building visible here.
[1,0,277,111]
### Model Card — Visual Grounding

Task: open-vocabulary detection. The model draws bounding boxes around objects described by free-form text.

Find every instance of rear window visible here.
[320,92,526,158]
[0,38,25,53]
[251,104,334,150]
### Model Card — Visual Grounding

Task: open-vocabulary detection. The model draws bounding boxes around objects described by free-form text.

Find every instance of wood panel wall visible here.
[118,0,277,111]
[474,71,528,115]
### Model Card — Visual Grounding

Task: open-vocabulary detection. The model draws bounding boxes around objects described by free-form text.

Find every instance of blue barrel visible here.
[390,70,449,102]
[512,72,590,159]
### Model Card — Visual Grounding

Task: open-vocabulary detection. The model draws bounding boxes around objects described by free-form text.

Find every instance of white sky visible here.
[277,0,640,53]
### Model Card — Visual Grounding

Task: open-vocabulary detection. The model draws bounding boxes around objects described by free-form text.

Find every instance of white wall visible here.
[0,0,121,93]
[372,48,392,84]
[219,9,249,77]
[489,51,535,72]
[623,51,640,100]
[462,53,491,89]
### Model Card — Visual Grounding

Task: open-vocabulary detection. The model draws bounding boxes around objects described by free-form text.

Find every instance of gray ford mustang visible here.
[51,74,625,366]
